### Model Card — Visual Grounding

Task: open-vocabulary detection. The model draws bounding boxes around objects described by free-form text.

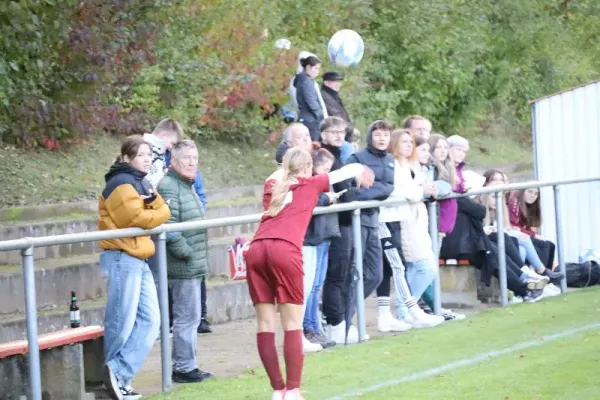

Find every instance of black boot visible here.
[197,318,212,334]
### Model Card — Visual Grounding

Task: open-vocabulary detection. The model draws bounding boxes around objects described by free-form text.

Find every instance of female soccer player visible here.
[245,147,374,400]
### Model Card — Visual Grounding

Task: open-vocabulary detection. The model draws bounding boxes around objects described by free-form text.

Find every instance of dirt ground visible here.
[132,297,488,396]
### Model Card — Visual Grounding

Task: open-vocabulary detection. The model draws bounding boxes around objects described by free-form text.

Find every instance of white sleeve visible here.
[328,164,364,185]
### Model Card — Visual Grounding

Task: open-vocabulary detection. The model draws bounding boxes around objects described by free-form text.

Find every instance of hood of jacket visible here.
[104,162,146,183]
[366,120,388,158]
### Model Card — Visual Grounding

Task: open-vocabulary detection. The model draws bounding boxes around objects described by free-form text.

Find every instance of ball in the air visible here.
[327,29,364,67]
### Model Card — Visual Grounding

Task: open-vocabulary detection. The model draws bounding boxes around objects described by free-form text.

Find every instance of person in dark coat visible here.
[320,72,350,123]
[343,120,395,342]
[293,56,324,141]
[320,116,359,345]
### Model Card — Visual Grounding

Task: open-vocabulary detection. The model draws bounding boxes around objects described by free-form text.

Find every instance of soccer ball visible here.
[327,29,364,67]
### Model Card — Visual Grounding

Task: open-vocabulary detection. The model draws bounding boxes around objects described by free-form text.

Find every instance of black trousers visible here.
[345,225,384,325]
[531,237,556,270]
[323,225,354,326]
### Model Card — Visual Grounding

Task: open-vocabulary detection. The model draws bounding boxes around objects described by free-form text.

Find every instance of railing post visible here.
[22,245,42,400]
[156,231,172,392]
[495,192,508,306]
[351,209,367,342]
[553,185,567,293]
[427,201,442,315]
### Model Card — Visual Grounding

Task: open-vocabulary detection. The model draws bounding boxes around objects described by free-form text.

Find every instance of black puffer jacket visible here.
[303,193,341,246]
[346,121,394,227]
[440,197,487,258]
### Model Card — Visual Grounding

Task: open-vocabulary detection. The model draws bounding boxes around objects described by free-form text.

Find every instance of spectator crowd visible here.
[95,51,563,400]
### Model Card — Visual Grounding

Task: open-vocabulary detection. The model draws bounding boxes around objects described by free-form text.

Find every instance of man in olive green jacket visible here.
[157,139,212,384]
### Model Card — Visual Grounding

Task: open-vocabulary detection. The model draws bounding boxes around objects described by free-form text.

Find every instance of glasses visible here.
[325,130,346,136]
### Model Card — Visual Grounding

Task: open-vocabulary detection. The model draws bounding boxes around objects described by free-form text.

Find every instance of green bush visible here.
[1,0,599,146]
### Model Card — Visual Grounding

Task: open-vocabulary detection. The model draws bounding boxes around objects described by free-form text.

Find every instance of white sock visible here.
[377,297,391,316]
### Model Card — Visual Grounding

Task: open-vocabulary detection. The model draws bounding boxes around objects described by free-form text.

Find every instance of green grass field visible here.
[149,288,600,400]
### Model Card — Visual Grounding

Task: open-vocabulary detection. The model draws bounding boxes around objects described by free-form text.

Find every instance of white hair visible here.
[447,135,470,151]
[282,123,306,144]
[171,139,197,159]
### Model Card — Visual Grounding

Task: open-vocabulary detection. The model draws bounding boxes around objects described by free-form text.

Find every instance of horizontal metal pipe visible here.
[1,176,599,252]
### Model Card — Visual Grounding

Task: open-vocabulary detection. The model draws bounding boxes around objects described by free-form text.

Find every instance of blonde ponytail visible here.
[264,147,313,217]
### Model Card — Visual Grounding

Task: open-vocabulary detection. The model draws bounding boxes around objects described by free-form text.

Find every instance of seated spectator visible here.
[302,149,341,350]
[489,171,557,272]
[439,139,547,303]
[98,135,171,399]
[478,171,551,289]
[378,129,444,329]
[157,140,214,383]
[508,187,563,281]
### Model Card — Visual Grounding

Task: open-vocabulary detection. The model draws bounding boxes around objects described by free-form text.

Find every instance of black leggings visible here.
[531,237,556,270]
[468,244,528,297]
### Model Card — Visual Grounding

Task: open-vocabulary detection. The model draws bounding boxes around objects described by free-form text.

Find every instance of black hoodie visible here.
[345,121,395,227]
[102,162,154,201]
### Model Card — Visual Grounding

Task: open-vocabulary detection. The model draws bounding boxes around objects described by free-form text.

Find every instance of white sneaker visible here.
[409,307,444,328]
[377,311,413,332]
[272,390,285,400]
[544,283,561,297]
[509,295,524,304]
[284,388,305,400]
[302,335,323,353]
[325,321,346,345]
[440,308,466,321]
[347,325,370,342]
[120,385,142,400]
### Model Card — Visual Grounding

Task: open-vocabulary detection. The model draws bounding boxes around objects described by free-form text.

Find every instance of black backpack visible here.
[566,261,600,288]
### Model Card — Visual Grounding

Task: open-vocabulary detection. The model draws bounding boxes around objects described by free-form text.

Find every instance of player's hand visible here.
[423,183,437,197]
[357,167,375,188]
[326,191,341,204]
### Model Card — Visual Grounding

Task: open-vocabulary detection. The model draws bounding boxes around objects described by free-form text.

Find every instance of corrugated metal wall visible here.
[531,80,600,262]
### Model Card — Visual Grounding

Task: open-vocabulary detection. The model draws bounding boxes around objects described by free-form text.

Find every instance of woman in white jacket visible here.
[376,129,444,330]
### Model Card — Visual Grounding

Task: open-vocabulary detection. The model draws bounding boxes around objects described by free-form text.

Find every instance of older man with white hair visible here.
[157,139,213,384]
[274,122,314,164]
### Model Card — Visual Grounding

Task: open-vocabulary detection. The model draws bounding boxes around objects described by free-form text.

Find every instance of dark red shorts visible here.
[245,239,304,305]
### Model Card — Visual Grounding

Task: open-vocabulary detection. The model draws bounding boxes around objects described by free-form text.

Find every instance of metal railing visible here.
[1,176,599,400]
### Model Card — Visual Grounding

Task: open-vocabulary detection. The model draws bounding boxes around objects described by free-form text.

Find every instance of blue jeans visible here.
[303,241,331,332]
[513,234,545,271]
[100,250,160,386]
[396,259,437,319]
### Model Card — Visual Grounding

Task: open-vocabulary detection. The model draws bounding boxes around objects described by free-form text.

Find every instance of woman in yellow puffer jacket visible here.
[98,135,170,400]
